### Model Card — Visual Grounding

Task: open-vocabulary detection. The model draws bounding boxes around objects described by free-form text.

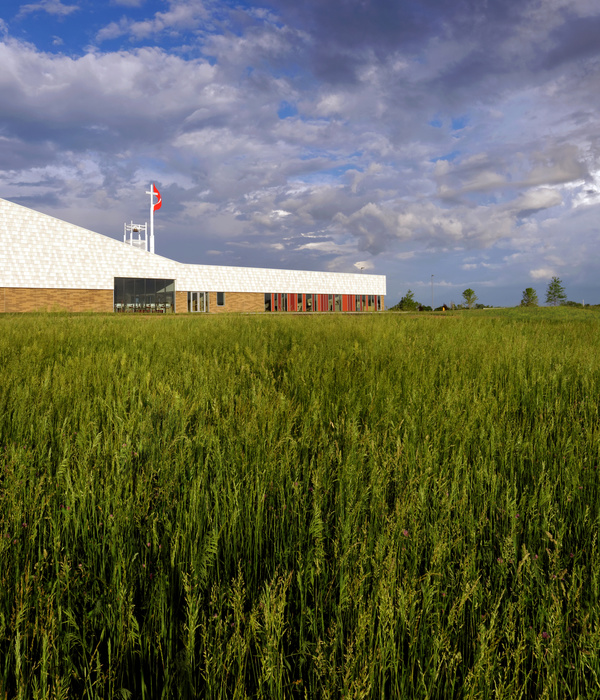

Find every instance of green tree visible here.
[398,289,419,311]
[545,277,567,306]
[520,288,539,307]
[462,288,478,309]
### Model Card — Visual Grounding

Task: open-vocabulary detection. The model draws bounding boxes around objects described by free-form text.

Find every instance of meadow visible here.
[1,308,600,699]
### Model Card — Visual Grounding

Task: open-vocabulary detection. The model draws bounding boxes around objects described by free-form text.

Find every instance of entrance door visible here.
[188,292,209,312]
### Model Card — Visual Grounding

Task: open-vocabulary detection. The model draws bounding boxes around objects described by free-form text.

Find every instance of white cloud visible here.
[18,0,79,17]
[512,188,562,215]
[2,0,600,304]
[97,0,208,42]
[530,267,556,280]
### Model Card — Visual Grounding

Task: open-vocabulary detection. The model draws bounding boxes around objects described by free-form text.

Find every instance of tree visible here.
[398,289,420,311]
[520,288,539,307]
[545,277,567,306]
[462,288,478,309]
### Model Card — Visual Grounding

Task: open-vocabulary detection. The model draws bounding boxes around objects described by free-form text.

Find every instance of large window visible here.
[114,278,175,313]
[263,291,381,312]
[217,292,225,306]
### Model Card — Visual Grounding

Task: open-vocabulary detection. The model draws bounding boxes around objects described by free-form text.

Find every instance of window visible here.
[328,294,333,311]
[114,278,175,313]
[265,293,272,312]
[217,292,225,306]
[335,294,342,311]
[306,294,313,311]
[297,293,303,311]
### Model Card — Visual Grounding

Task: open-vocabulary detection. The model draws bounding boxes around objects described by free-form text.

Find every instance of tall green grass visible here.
[1,309,600,698]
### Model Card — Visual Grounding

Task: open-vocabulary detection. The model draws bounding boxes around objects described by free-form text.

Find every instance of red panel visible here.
[289,294,296,312]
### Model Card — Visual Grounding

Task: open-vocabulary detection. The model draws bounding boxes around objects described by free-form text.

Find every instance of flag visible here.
[153,184,162,212]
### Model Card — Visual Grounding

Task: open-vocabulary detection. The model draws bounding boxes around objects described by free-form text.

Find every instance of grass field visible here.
[1,308,600,699]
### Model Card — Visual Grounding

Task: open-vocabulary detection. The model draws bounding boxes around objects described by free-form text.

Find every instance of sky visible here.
[1,0,599,307]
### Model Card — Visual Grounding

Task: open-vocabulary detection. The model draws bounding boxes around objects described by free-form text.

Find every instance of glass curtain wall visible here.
[114,278,175,313]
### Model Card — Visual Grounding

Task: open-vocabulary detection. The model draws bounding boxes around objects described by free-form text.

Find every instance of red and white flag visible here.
[153,184,162,212]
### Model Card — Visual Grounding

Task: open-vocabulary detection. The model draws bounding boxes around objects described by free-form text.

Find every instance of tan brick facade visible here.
[208,291,265,313]
[175,290,188,313]
[0,287,382,314]
[0,287,113,313]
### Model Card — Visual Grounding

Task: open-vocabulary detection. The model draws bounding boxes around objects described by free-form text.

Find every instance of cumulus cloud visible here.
[97,0,209,42]
[512,188,563,217]
[2,0,600,303]
[530,268,556,280]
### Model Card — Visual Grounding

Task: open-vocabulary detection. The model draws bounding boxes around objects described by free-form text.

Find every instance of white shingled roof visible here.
[0,197,386,295]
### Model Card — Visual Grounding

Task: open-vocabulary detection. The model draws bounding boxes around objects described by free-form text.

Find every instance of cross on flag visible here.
[152,184,162,212]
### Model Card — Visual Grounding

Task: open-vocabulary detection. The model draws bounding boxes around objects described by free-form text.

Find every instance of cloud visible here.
[0,41,217,149]
[530,267,555,280]
[522,145,588,187]
[512,188,563,217]
[2,0,600,304]
[111,0,146,6]
[17,0,79,17]
[97,0,209,42]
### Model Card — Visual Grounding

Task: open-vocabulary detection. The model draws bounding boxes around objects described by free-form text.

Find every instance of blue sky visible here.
[1,0,600,306]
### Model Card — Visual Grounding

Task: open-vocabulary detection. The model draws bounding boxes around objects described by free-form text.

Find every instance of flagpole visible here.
[146,183,155,254]
[150,183,155,254]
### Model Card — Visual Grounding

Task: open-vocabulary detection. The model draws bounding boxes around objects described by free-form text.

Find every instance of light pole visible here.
[431,275,434,309]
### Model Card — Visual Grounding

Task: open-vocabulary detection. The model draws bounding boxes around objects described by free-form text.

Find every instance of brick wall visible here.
[0,286,382,314]
[175,290,188,313]
[208,291,265,313]
[1,288,113,313]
